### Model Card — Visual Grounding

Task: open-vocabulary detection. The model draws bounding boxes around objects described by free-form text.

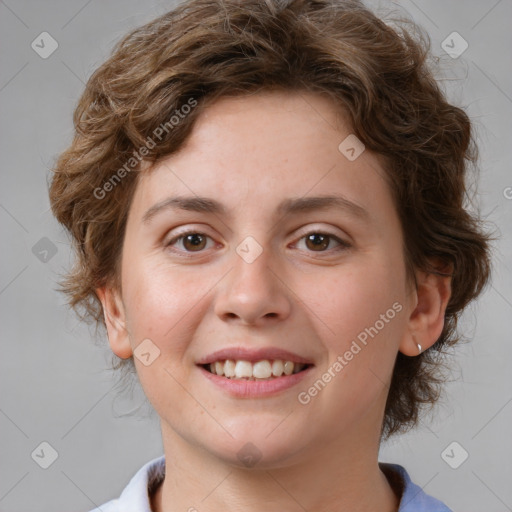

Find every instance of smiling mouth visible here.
[200,359,313,380]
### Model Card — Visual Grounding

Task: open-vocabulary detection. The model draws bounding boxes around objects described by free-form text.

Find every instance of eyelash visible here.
[165,229,351,257]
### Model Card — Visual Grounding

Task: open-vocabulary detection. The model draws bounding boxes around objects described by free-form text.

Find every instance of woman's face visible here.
[106,91,416,467]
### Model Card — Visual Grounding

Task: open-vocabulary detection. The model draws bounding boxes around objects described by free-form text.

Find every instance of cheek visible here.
[121,258,206,353]
[316,260,404,346]
[302,265,405,434]
[120,260,207,418]
[307,256,407,410]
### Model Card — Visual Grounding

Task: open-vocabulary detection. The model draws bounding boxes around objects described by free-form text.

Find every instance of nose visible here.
[214,244,292,327]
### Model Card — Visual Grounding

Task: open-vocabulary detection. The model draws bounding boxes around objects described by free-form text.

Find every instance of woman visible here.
[49,0,491,510]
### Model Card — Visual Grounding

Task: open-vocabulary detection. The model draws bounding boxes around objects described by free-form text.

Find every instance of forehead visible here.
[130,90,394,225]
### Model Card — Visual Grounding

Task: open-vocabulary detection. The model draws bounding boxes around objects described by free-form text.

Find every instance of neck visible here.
[151,422,399,512]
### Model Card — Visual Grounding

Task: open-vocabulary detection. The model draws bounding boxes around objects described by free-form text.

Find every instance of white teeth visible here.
[234,360,253,379]
[205,359,308,379]
[271,359,284,377]
[283,361,294,375]
[224,359,236,377]
[252,360,272,379]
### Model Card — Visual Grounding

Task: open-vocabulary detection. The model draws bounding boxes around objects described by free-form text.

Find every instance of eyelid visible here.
[165,225,212,240]
[292,223,352,244]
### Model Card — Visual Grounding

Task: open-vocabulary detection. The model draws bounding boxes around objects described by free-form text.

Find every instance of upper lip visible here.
[196,346,315,365]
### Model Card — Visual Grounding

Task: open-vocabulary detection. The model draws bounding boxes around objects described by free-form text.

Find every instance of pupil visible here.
[185,234,205,250]
[308,234,328,251]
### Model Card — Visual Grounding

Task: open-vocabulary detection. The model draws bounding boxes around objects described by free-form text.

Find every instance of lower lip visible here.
[197,365,314,398]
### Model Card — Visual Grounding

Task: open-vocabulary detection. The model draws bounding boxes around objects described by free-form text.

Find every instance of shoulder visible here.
[379,462,453,512]
[88,455,166,512]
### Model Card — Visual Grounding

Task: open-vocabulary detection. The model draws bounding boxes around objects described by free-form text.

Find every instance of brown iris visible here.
[182,233,207,251]
[305,233,331,251]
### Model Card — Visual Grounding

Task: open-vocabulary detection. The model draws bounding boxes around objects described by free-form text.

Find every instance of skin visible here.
[97,90,451,511]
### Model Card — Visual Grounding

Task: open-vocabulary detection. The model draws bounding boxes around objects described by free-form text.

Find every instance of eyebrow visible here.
[142,194,370,224]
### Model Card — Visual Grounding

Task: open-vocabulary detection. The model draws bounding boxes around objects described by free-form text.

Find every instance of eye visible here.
[165,229,351,257]
[294,231,350,253]
[165,231,215,254]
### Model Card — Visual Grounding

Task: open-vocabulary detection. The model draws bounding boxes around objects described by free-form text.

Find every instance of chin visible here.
[203,421,312,470]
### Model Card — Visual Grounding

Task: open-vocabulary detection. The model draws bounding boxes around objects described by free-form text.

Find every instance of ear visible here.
[96,286,133,359]
[399,264,452,356]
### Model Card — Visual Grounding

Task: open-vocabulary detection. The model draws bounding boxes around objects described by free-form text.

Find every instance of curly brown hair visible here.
[49,0,492,439]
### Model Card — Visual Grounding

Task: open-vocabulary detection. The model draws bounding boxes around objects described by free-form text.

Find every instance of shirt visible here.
[89,455,453,511]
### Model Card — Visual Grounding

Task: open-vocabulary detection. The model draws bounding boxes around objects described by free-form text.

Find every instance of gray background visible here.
[1,0,511,511]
